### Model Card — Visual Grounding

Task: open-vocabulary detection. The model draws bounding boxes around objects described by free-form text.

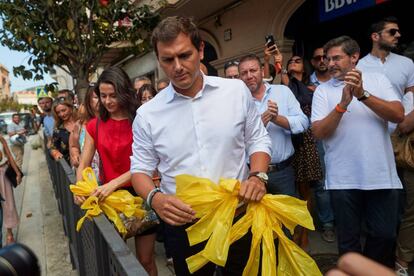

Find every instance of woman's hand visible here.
[74,195,87,205]
[51,150,63,160]
[70,153,80,167]
[16,174,22,185]
[91,182,118,201]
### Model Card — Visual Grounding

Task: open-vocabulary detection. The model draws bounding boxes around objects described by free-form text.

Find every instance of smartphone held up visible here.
[265,34,276,48]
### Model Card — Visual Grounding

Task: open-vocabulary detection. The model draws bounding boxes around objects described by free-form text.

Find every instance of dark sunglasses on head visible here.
[53,97,68,104]
[224,60,239,70]
[288,58,302,65]
[381,28,400,36]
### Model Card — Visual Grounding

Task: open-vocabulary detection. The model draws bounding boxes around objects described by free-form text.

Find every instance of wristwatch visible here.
[357,90,370,101]
[248,171,269,185]
[281,68,288,75]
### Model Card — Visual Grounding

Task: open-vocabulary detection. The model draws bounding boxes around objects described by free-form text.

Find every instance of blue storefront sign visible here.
[319,0,390,22]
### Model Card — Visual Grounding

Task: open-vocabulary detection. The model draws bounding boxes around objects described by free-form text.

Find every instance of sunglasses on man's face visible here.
[380,28,400,36]
[312,55,326,61]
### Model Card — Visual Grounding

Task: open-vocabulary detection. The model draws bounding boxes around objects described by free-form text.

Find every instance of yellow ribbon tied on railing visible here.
[69,167,146,237]
[176,174,322,276]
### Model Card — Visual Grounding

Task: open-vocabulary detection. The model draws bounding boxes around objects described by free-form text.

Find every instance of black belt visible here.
[268,156,293,173]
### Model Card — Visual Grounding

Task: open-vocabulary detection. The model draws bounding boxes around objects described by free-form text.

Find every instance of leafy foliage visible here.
[0,0,160,98]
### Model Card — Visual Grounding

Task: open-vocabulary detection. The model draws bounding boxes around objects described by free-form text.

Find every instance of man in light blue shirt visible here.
[239,54,309,197]
[130,16,272,275]
[37,96,54,140]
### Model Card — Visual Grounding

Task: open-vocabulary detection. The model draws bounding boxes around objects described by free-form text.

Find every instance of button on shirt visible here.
[311,73,402,190]
[130,75,272,195]
[254,83,309,163]
[358,53,414,132]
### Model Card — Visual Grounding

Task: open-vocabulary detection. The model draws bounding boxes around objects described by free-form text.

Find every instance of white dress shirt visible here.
[130,75,272,194]
[358,53,414,132]
[253,83,309,163]
[311,74,402,190]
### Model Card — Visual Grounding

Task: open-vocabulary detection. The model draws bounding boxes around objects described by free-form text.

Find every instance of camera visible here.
[265,34,276,48]
[0,243,40,276]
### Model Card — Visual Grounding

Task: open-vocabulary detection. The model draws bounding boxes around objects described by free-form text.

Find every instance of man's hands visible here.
[151,193,196,226]
[239,176,266,202]
[344,69,364,97]
[261,100,278,127]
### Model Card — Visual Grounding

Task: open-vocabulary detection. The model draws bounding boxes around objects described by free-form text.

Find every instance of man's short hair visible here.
[12,113,19,118]
[151,16,202,57]
[323,36,360,57]
[238,54,262,67]
[37,96,53,103]
[369,16,399,35]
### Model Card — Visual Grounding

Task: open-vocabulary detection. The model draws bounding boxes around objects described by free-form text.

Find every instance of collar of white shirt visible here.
[164,73,220,103]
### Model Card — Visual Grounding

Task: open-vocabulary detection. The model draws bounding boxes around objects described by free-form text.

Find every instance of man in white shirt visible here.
[130,16,272,275]
[7,113,27,169]
[239,54,308,197]
[311,35,404,268]
[357,16,414,275]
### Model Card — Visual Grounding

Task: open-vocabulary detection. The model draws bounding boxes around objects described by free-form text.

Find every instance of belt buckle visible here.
[268,164,278,173]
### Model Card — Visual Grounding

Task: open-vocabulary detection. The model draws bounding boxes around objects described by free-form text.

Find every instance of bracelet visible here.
[335,104,347,113]
[146,187,161,209]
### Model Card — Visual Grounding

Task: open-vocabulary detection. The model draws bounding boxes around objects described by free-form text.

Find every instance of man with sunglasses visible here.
[308,46,336,244]
[358,17,414,275]
[358,16,414,135]
[310,47,331,86]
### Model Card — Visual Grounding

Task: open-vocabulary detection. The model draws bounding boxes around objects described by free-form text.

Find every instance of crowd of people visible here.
[29,15,414,276]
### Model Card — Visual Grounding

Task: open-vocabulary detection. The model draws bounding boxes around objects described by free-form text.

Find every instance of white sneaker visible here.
[395,261,409,276]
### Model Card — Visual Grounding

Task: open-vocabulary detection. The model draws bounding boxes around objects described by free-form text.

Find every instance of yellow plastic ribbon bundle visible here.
[176,174,321,276]
[69,167,146,237]
[176,174,240,273]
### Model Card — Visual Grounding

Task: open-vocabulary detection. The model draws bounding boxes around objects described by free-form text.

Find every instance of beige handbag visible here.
[391,129,414,170]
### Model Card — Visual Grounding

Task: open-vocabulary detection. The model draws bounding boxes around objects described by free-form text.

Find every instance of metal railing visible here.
[43,137,146,275]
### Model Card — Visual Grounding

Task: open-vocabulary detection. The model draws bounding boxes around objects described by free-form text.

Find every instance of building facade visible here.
[13,89,38,105]
[120,0,410,83]
[0,63,11,99]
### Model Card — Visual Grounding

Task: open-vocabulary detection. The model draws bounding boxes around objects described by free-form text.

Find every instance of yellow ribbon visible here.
[69,167,146,237]
[176,174,322,276]
[175,175,240,272]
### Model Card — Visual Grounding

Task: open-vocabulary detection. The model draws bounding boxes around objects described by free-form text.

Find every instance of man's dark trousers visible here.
[330,189,399,268]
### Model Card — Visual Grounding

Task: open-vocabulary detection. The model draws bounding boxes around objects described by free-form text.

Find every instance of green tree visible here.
[0,0,160,101]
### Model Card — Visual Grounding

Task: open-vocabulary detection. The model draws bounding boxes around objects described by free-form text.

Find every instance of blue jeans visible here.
[314,140,334,228]
[330,189,399,268]
[267,165,296,197]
